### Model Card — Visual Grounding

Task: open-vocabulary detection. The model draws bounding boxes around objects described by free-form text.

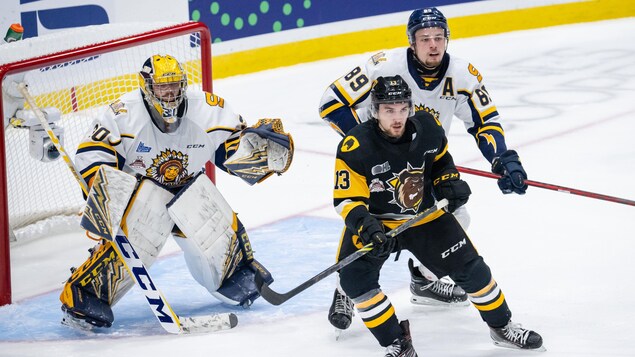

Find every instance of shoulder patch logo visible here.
[341,136,360,153]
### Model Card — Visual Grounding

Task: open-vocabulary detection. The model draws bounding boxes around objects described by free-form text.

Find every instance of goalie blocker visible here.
[61,168,272,329]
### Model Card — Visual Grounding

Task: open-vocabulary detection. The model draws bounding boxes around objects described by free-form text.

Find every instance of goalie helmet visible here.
[371,75,414,118]
[139,54,188,133]
[407,7,450,44]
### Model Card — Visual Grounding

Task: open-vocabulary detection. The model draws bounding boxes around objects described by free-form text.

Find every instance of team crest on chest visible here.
[414,104,442,126]
[387,163,425,213]
[146,149,193,186]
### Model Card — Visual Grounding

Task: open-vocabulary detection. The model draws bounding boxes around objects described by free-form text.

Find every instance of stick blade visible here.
[255,273,286,306]
[179,313,238,334]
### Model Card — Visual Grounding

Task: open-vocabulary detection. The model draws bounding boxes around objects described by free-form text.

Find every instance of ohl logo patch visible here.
[146,149,193,186]
[387,163,425,213]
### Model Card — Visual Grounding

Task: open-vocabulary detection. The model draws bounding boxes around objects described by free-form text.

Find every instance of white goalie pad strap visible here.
[167,174,237,294]
[123,178,175,265]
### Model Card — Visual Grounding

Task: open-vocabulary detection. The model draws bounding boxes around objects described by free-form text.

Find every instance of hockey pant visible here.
[337,211,512,347]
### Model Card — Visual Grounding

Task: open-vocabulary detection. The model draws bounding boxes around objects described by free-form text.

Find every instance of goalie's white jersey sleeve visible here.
[319,47,507,162]
[75,89,246,188]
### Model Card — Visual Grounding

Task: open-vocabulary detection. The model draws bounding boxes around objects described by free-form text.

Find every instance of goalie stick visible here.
[255,199,449,306]
[17,83,237,334]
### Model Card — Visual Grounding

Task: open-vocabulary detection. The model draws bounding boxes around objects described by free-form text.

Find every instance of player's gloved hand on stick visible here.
[433,174,472,213]
[491,150,528,195]
[357,215,394,259]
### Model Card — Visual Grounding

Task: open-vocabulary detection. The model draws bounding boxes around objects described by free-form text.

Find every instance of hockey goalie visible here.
[58,54,293,330]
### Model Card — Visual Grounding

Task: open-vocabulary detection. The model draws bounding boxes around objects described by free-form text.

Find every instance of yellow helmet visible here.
[139,54,188,133]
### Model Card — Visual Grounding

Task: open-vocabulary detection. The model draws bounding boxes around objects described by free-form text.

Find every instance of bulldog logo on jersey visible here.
[146,149,193,186]
[387,163,425,213]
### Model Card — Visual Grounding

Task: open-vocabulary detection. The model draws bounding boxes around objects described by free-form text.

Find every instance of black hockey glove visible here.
[433,177,472,213]
[357,216,394,259]
[491,150,528,195]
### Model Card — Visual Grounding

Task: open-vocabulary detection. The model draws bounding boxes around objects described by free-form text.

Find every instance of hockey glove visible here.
[357,216,394,259]
[224,118,294,185]
[491,150,528,195]
[433,172,472,213]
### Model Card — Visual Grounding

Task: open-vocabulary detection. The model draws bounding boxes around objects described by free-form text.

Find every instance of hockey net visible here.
[0,22,212,305]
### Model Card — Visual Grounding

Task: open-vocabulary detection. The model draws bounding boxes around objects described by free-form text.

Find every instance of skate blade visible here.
[334,328,343,341]
[61,315,97,332]
[493,340,547,352]
[410,296,470,307]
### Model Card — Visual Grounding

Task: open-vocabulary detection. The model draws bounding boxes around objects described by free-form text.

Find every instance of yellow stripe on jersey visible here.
[206,125,239,134]
[334,158,369,199]
[78,141,118,155]
[479,105,498,120]
[433,143,449,162]
[319,100,344,118]
[333,80,356,106]
[380,209,445,230]
[335,199,367,220]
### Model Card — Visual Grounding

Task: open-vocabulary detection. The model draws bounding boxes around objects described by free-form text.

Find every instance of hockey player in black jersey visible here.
[333,76,543,355]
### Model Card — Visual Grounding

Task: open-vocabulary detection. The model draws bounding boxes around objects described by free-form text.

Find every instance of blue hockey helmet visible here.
[407,7,450,44]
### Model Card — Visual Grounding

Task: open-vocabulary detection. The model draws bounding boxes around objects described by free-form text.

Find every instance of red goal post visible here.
[0,22,214,306]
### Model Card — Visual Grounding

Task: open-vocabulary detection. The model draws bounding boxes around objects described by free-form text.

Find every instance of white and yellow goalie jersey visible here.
[76,89,246,189]
[319,47,507,163]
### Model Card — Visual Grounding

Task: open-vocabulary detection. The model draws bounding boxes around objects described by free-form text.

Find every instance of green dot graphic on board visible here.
[221,13,230,26]
[273,21,282,32]
[191,10,200,21]
[235,17,244,30]
[260,1,270,14]
[210,2,220,15]
[304,0,311,9]
[248,13,258,26]
[297,18,304,28]
[283,3,292,15]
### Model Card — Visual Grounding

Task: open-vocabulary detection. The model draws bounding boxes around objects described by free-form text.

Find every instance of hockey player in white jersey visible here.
[319,7,528,332]
[59,54,293,329]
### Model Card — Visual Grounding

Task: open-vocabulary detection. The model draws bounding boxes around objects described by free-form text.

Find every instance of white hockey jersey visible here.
[319,47,507,162]
[76,89,246,189]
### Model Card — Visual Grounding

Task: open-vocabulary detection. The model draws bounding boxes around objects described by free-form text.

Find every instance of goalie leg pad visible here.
[167,173,243,296]
[213,259,273,307]
[60,241,123,328]
[122,178,176,270]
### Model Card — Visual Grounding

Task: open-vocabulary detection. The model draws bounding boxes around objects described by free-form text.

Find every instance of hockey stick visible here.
[456,165,635,207]
[17,83,237,334]
[255,199,449,306]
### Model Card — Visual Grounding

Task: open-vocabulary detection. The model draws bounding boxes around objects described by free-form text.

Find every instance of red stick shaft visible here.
[456,166,635,207]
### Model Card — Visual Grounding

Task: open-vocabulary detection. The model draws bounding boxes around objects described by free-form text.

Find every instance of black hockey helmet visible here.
[407,7,450,44]
[371,75,414,118]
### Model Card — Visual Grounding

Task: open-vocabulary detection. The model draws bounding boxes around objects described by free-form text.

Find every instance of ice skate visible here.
[409,260,468,306]
[490,321,545,351]
[385,320,418,357]
[328,288,354,338]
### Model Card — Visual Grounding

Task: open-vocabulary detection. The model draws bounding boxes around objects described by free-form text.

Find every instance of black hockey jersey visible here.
[333,111,458,232]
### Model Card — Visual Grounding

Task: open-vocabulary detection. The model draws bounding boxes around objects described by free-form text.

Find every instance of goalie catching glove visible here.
[224,118,294,185]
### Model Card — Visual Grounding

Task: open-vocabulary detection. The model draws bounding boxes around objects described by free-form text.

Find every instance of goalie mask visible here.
[139,54,188,133]
[371,75,414,118]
